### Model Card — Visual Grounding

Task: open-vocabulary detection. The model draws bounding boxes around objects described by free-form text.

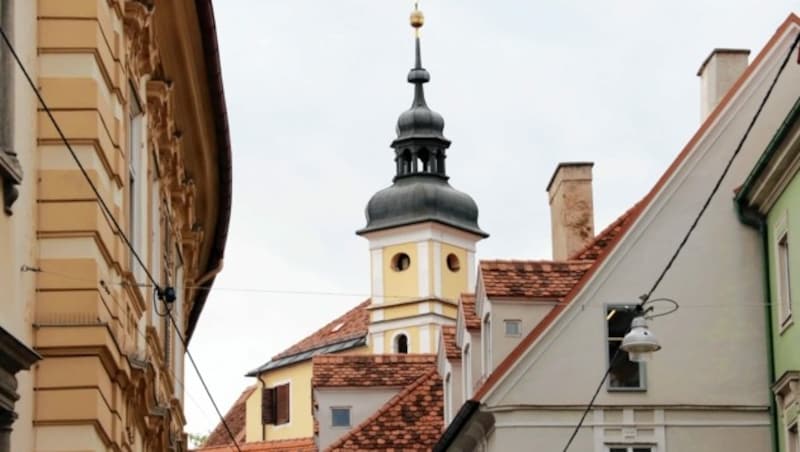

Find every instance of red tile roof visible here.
[312,354,436,387]
[469,13,800,405]
[441,326,460,360]
[195,437,316,452]
[459,293,480,331]
[202,385,255,448]
[326,369,443,451]
[570,203,640,261]
[479,260,594,300]
[273,299,370,360]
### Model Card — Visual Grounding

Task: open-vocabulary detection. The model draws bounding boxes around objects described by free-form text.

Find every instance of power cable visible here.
[0,25,243,452]
[562,29,800,452]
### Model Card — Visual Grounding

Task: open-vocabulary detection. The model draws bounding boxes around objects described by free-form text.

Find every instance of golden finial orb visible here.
[410,9,424,29]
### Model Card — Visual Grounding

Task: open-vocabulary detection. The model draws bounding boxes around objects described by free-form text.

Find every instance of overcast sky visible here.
[185,0,798,436]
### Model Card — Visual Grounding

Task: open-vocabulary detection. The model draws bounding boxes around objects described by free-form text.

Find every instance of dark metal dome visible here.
[357,17,487,239]
[358,175,487,237]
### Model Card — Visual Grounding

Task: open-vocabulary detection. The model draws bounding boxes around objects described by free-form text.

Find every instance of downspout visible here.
[257,375,266,441]
[738,204,779,452]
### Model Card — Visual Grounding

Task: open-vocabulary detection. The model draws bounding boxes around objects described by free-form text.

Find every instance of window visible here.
[482,314,491,374]
[446,253,460,272]
[261,383,290,425]
[394,333,409,354]
[778,231,793,326]
[444,372,452,424]
[331,407,350,427]
[463,343,472,400]
[391,253,411,272]
[608,447,652,452]
[606,306,644,390]
[504,319,521,336]
[128,82,144,276]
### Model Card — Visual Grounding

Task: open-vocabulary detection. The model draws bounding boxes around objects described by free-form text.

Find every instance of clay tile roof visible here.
[479,260,594,299]
[441,326,460,360]
[194,437,316,452]
[459,293,480,331]
[202,385,256,447]
[312,354,436,387]
[326,369,443,451]
[273,299,371,360]
[570,203,640,261]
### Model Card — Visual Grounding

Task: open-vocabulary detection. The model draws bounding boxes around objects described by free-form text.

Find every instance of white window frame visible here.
[776,211,793,332]
[463,343,472,401]
[482,313,491,376]
[444,372,452,424]
[128,81,145,281]
[504,319,521,337]
[330,406,351,428]
[392,331,410,354]
[605,305,646,391]
[606,446,654,452]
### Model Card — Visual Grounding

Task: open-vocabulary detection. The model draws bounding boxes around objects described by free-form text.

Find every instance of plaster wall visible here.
[316,387,399,450]
[488,300,555,373]
[261,361,314,441]
[0,1,39,451]
[466,22,800,452]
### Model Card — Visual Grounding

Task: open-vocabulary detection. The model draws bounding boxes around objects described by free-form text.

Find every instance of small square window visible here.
[504,320,521,336]
[331,407,350,427]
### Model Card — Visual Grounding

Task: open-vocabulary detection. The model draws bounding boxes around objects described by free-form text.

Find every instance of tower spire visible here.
[357,2,487,239]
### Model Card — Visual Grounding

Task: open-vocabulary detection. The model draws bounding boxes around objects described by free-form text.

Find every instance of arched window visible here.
[394,333,409,354]
[400,149,411,174]
[418,148,430,172]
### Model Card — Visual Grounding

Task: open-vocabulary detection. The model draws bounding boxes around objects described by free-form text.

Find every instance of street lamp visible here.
[620,297,678,363]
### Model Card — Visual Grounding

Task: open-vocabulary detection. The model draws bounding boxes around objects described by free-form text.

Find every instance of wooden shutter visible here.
[276,383,290,424]
[261,387,275,424]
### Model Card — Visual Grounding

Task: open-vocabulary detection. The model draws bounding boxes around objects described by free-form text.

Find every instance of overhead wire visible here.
[561,29,800,452]
[0,25,243,452]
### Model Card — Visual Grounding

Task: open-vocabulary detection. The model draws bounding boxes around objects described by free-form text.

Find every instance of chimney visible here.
[697,48,750,120]
[547,162,594,261]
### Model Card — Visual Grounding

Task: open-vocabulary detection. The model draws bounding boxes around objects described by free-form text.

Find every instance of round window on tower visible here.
[446,253,460,272]
[391,253,411,272]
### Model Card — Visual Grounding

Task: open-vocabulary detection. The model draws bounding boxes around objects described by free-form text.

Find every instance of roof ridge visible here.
[469,12,800,405]
[480,258,593,264]
[325,368,439,451]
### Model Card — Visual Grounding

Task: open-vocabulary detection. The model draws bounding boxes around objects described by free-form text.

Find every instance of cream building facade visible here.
[437,14,800,452]
[0,0,231,451]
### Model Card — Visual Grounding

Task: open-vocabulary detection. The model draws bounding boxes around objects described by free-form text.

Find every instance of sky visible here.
[185,0,798,436]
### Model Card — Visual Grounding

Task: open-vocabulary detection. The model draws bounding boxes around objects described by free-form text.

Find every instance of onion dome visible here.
[357,5,487,238]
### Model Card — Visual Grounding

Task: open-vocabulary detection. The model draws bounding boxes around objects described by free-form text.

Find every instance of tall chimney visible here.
[697,48,750,120]
[547,162,594,261]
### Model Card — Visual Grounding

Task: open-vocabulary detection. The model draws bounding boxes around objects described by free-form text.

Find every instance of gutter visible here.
[737,202,779,452]
[433,400,479,452]
[187,0,234,342]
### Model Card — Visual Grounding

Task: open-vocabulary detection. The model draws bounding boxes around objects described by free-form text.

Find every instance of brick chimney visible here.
[697,48,750,121]
[547,162,594,261]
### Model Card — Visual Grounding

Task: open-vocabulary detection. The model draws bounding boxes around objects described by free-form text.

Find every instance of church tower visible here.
[357,4,488,354]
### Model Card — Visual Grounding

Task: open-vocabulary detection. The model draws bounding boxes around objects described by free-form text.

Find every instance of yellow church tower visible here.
[357,6,488,355]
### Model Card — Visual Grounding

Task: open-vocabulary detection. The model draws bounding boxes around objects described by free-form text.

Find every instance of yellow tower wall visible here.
[382,242,419,301]
[441,243,469,301]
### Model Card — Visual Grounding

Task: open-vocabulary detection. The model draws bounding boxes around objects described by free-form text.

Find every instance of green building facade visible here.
[738,98,800,452]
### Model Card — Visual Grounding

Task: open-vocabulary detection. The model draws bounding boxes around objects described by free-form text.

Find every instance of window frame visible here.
[504,319,522,337]
[788,421,799,452]
[776,211,793,332]
[605,304,646,392]
[331,406,351,428]
[393,332,409,354]
[127,80,144,278]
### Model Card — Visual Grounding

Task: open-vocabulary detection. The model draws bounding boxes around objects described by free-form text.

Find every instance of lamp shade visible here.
[621,316,661,363]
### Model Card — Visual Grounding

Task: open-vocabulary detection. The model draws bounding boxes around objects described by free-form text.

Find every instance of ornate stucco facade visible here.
[0,1,231,451]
